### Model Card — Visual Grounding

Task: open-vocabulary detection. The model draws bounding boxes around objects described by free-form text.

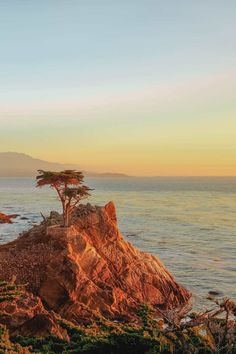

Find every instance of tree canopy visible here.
[36,170,92,227]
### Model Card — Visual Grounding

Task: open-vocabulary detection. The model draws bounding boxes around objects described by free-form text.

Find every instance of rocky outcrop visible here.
[0,202,190,326]
[0,290,68,340]
[0,213,18,224]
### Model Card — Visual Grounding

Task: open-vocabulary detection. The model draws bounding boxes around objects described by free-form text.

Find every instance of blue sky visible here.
[0,1,235,100]
[0,1,235,175]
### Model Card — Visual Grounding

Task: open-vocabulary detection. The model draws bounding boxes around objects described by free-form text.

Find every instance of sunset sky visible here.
[0,1,235,176]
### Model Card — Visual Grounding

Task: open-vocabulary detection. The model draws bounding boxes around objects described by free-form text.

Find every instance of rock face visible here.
[0,291,68,340]
[0,212,18,224]
[0,202,190,326]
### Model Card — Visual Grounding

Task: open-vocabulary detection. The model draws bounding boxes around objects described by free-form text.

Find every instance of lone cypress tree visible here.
[36,170,91,227]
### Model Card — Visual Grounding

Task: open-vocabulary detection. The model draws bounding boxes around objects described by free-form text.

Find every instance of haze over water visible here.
[0,176,235,307]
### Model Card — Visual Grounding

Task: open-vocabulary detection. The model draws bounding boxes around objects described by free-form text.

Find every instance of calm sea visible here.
[0,177,236,307]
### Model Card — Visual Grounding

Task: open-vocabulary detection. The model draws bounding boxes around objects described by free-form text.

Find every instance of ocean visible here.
[0,176,236,308]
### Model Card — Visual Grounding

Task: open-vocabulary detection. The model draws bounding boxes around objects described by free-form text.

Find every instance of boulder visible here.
[0,213,18,224]
[0,290,68,340]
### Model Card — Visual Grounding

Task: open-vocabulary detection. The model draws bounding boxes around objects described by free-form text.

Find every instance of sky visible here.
[0,1,235,176]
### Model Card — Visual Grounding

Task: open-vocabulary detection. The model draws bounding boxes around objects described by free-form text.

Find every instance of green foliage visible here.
[10,300,236,354]
[36,169,92,226]
[0,280,28,352]
[1,279,235,353]
[0,279,21,303]
[11,321,216,354]
[0,325,30,353]
[136,303,150,328]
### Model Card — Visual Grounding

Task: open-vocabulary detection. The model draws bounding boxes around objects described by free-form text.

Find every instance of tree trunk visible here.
[63,206,71,227]
[64,210,69,227]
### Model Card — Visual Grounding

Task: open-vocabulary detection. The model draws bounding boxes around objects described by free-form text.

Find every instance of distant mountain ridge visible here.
[0,152,128,177]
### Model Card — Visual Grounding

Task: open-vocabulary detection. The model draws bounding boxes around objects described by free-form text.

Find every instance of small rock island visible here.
[0,212,18,224]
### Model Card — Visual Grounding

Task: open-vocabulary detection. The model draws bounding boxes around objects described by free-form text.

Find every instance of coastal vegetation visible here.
[0,278,22,304]
[0,172,235,353]
[0,281,235,353]
[0,280,29,353]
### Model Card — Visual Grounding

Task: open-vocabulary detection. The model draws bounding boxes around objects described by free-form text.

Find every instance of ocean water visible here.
[0,177,236,307]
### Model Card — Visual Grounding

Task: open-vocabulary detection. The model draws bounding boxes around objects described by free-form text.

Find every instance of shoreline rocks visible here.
[0,201,191,335]
[0,212,19,224]
[0,289,69,340]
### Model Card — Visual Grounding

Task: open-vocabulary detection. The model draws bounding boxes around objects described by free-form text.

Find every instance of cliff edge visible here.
[0,202,190,326]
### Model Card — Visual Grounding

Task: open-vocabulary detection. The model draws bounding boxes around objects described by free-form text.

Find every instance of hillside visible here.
[0,152,128,177]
